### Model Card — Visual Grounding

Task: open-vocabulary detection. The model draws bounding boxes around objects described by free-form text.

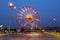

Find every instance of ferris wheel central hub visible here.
[26,14,33,23]
[26,14,33,19]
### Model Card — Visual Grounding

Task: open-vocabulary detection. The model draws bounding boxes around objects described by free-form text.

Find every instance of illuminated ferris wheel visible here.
[16,6,40,29]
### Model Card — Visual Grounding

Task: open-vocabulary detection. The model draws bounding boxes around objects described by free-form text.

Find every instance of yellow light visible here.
[26,14,33,19]
[42,29,45,32]
[9,2,14,8]
[10,3,13,6]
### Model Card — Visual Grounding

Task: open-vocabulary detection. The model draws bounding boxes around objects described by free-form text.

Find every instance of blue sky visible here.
[0,0,60,28]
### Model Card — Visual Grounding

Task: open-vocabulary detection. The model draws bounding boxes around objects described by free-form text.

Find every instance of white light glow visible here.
[14,6,16,9]
[53,18,56,21]
[9,2,13,7]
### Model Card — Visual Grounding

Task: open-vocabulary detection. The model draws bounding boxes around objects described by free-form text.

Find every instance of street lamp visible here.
[8,2,14,32]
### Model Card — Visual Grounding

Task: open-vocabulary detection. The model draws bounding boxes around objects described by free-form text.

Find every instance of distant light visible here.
[31,27,32,30]
[0,25,3,28]
[42,29,45,32]
[14,6,16,9]
[53,18,56,21]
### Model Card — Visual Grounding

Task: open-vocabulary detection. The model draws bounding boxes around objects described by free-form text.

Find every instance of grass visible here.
[44,31,60,37]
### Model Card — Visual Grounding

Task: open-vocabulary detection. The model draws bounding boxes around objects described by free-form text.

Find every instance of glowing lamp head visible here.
[9,2,14,8]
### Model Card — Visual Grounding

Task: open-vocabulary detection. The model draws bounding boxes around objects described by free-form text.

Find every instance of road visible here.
[0,32,60,40]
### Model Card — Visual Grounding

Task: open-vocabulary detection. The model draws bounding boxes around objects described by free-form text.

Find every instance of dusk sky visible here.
[0,0,60,28]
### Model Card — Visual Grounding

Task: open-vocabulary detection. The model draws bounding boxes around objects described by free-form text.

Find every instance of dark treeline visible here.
[42,26,60,32]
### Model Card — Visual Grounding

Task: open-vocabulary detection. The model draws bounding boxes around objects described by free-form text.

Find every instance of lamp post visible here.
[8,2,14,32]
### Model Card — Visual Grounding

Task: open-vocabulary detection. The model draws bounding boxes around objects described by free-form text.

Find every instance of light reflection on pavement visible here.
[0,32,60,40]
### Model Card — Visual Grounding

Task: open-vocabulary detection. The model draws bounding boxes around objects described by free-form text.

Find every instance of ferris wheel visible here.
[16,6,40,29]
